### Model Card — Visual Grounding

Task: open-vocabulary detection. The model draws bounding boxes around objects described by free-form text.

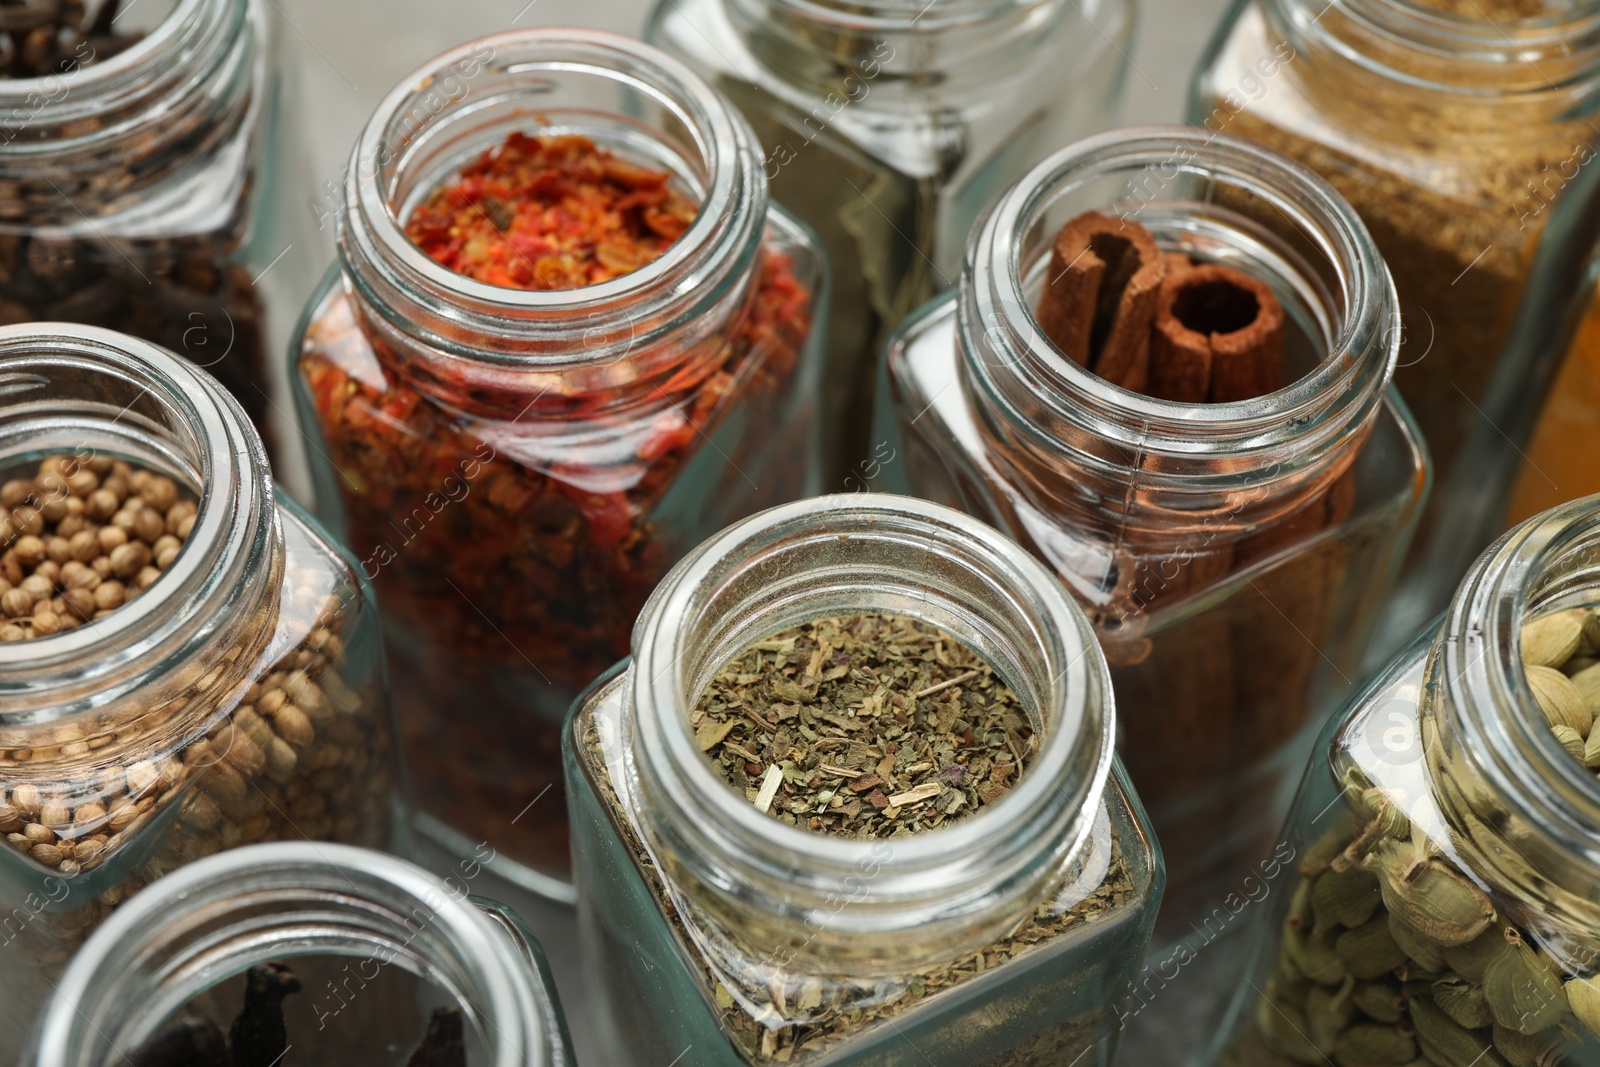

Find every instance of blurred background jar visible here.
[0,0,320,494]
[1206,495,1600,1067]
[1191,0,1600,657]
[878,127,1427,952]
[27,842,573,1067]
[566,494,1161,1067]
[0,324,402,1060]
[293,29,827,901]
[645,0,1136,480]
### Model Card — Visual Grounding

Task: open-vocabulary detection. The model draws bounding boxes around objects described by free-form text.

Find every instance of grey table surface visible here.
[272,1,1234,1062]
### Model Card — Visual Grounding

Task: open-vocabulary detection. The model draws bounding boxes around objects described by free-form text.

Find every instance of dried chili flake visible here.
[405,133,697,290]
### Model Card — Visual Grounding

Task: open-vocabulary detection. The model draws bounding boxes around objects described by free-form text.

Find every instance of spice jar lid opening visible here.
[33,843,552,1067]
[341,29,766,366]
[0,323,274,720]
[963,125,1397,478]
[625,494,1116,951]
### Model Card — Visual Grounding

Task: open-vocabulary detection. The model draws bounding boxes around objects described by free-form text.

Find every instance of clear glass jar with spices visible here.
[26,842,573,1067]
[292,29,828,900]
[1205,495,1600,1067]
[0,323,402,1060]
[644,0,1134,480]
[565,493,1162,1067]
[1190,0,1600,649]
[0,0,318,477]
[877,127,1428,944]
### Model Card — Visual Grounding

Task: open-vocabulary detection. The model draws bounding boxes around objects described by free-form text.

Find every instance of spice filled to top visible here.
[880,127,1428,944]
[1210,495,1600,1067]
[0,0,315,473]
[0,323,402,1061]
[28,843,572,1067]
[293,29,826,896]
[565,493,1161,1067]
[645,0,1135,478]
[1191,0,1600,644]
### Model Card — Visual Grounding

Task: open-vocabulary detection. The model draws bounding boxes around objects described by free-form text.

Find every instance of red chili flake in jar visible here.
[297,132,815,882]
[404,133,698,289]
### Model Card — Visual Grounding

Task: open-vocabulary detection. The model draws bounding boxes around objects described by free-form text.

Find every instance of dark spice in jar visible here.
[129,962,467,1067]
[300,131,812,877]
[0,454,196,640]
[0,0,143,78]
[694,613,1036,837]
[0,0,276,456]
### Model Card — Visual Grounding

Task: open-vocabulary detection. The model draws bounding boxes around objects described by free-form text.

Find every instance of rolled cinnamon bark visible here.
[1150,264,1285,403]
[1036,211,1165,392]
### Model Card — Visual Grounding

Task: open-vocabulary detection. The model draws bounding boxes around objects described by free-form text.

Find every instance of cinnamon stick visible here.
[1150,264,1284,403]
[1035,211,1165,392]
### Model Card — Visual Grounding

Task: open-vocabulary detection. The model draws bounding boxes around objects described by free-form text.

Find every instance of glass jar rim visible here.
[1442,495,1600,843]
[1271,0,1600,91]
[735,0,1059,32]
[31,842,553,1067]
[626,493,1115,930]
[340,28,766,370]
[963,125,1397,459]
[0,322,276,723]
[0,0,248,152]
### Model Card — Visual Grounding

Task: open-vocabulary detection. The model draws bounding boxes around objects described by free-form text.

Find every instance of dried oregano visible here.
[691,613,1036,837]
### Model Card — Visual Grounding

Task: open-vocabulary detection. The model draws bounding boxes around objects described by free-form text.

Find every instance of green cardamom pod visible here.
[1303,828,1350,877]
[1255,984,1325,1064]
[1550,724,1586,761]
[1303,926,1350,986]
[1307,979,1356,1053]
[1351,978,1406,1023]
[1443,923,1515,984]
[1483,935,1566,1036]
[1491,1021,1567,1067]
[1389,910,1448,973]
[1572,661,1600,719]
[1333,1023,1417,1066]
[1313,866,1382,932]
[1368,840,1495,948]
[1564,975,1600,1038]
[1337,917,1409,981]
[1520,611,1583,669]
[1583,723,1600,769]
[1409,995,1509,1067]
[1526,664,1593,735]
[1432,973,1494,1030]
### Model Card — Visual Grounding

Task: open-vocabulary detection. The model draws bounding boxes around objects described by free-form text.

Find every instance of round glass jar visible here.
[645,0,1134,480]
[0,323,402,1060]
[1207,495,1600,1067]
[1190,0,1600,648]
[293,29,827,901]
[565,493,1161,1067]
[27,841,573,1067]
[879,126,1429,945]
[0,0,317,478]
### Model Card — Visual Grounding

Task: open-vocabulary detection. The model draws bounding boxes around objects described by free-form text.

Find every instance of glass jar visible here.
[1206,496,1600,1067]
[292,29,827,899]
[27,841,573,1067]
[566,493,1161,1067]
[1191,0,1600,647]
[0,323,402,1060]
[0,0,317,478]
[879,127,1428,944]
[645,0,1134,480]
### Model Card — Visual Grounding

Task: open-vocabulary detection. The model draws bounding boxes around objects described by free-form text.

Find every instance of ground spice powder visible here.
[300,132,813,878]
